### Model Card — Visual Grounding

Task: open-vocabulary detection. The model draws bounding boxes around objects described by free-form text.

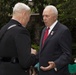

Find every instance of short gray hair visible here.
[45,5,58,15]
[13,2,31,14]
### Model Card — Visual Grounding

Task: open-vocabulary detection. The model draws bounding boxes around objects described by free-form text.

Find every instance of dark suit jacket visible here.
[39,22,72,75]
[0,19,36,75]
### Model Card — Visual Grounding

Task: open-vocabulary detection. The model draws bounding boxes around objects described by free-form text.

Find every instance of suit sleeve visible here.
[54,29,72,70]
[15,29,36,69]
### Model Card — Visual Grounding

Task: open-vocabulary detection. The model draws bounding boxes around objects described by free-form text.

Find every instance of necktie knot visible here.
[47,27,50,31]
[47,27,50,30]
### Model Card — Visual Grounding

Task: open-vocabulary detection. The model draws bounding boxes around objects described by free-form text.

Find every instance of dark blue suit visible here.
[39,22,72,75]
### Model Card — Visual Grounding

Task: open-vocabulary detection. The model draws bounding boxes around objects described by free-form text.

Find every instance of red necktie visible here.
[42,27,50,46]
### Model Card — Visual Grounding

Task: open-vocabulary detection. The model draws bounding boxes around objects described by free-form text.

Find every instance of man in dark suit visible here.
[38,5,72,75]
[0,2,36,75]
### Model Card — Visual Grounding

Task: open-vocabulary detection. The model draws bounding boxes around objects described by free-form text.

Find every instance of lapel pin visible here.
[51,31,54,35]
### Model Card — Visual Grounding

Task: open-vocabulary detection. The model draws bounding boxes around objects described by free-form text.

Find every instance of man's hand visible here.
[31,48,37,55]
[40,61,56,71]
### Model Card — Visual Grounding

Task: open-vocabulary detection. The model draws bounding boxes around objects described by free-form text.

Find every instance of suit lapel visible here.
[40,22,60,53]
[40,27,46,48]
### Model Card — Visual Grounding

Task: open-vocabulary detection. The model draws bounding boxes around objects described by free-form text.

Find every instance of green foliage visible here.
[32,44,39,51]
[57,0,76,24]
[0,0,76,29]
[0,0,11,27]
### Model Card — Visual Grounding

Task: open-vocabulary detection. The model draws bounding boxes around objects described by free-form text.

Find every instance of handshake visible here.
[31,48,37,55]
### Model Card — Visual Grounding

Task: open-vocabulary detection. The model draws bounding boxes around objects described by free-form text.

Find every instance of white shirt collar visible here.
[48,20,58,34]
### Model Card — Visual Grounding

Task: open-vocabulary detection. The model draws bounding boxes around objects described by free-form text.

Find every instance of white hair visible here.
[45,5,58,16]
[13,2,31,14]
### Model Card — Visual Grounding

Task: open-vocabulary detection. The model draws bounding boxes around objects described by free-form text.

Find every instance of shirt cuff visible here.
[54,67,57,71]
